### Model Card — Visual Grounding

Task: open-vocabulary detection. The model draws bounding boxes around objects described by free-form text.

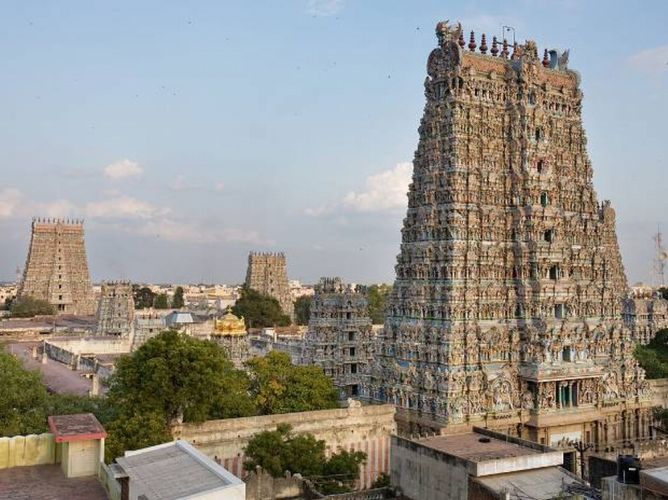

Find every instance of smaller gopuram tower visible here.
[96,281,135,336]
[303,277,374,398]
[19,218,96,315]
[245,252,294,320]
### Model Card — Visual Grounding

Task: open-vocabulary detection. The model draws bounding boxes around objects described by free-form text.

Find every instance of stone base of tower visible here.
[392,402,658,469]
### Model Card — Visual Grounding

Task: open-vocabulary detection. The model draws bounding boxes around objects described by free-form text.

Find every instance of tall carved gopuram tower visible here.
[245,252,294,320]
[368,22,653,449]
[96,281,135,336]
[303,277,374,398]
[19,218,96,315]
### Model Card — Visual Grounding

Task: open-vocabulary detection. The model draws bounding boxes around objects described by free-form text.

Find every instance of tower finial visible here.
[542,49,550,67]
[501,38,509,59]
[480,34,488,54]
[458,30,465,48]
[468,31,477,52]
[491,36,499,57]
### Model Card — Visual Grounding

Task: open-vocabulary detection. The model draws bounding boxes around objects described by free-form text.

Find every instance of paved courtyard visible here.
[6,342,92,395]
[0,464,107,499]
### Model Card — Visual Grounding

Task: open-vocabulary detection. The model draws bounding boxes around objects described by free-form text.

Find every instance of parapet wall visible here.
[45,337,131,355]
[0,434,56,469]
[649,378,668,408]
[178,403,396,489]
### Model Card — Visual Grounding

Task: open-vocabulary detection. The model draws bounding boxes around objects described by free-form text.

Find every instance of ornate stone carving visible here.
[366,22,652,446]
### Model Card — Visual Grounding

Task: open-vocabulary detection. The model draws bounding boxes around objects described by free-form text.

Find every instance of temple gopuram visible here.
[367,22,655,457]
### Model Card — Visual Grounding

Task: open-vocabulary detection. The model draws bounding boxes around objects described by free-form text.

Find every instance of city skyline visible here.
[1,1,666,284]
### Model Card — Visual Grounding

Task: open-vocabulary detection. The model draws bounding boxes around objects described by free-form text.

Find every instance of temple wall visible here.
[177,404,396,489]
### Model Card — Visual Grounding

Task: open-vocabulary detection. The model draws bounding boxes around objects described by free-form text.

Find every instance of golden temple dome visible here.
[213,307,247,336]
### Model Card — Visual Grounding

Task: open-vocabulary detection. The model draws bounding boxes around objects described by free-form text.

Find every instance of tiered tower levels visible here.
[303,277,374,398]
[368,23,652,447]
[96,281,135,336]
[245,252,294,320]
[19,218,95,315]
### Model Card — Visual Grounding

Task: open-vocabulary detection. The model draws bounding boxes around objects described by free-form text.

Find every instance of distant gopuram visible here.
[368,22,653,449]
[96,281,135,336]
[18,218,96,315]
[303,277,374,398]
[245,252,294,320]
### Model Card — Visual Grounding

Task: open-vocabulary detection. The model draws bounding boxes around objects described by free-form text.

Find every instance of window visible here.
[350,363,357,374]
[346,311,352,320]
[349,347,356,357]
[528,91,536,105]
[555,304,565,319]
[537,159,545,173]
[514,304,524,319]
[540,192,549,207]
[535,127,543,141]
[351,385,359,396]
[58,294,63,300]
[562,347,573,362]
[549,265,559,280]
[348,332,355,342]
[544,229,554,243]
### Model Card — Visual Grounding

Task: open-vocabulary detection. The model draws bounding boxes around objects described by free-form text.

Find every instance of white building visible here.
[114,440,245,500]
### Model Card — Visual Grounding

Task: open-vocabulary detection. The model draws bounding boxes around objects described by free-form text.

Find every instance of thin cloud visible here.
[306,162,411,216]
[627,45,668,75]
[103,159,143,179]
[85,196,169,220]
[0,188,22,218]
[307,0,343,17]
[134,218,273,245]
[342,162,411,213]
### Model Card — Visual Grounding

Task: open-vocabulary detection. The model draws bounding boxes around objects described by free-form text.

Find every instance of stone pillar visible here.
[41,344,48,364]
[90,374,100,397]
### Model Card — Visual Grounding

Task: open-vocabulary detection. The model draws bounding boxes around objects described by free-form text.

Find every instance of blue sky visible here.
[1,0,666,284]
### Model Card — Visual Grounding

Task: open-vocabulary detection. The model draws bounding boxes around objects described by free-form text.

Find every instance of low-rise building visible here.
[391,427,587,499]
[113,439,245,500]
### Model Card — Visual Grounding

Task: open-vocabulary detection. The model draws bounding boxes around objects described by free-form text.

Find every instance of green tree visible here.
[245,351,339,415]
[634,329,668,379]
[319,449,367,494]
[233,287,290,328]
[153,293,169,309]
[0,350,48,436]
[104,410,172,463]
[9,296,55,318]
[244,423,326,477]
[107,330,255,425]
[104,331,255,460]
[366,284,392,325]
[244,424,365,494]
[294,296,311,326]
[133,285,156,309]
[172,286,185,309]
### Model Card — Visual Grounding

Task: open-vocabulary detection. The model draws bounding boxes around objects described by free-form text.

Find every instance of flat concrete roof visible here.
[474,466,584,499]
[0,464,107,500]
[417,433,541,463]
